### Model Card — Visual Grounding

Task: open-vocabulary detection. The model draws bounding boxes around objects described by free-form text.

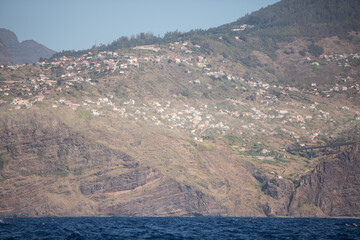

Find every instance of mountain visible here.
[0,28,56,65]
[0,0,360,217]
[0,40,12,65]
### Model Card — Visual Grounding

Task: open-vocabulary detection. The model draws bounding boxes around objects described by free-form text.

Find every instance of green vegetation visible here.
[297,201,318,214]
[263,159,281,166]
[76,107,93,121]
[241,55,262,68]
[51,65,65,77]
[57,146,69,159]
[225,134,243,146]
[0,152,9,171]
[307,43,324,57]
[298,49,306,56]
[336,124,360,142]
[311,65,323,71]
[37,148,46,160]
[40,170,69,177]
[197,144,217,152]
[231,0,360,37]
[73,167,84,175]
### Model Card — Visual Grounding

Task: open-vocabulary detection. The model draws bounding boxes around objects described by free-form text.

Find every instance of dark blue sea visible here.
[1,217,359,240]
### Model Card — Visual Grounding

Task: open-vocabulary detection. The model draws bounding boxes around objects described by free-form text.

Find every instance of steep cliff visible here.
[257,177,295,217]
[288,144,360,217]
[258,144,360,217]
[0,112,226,217]
[1,110,359,217]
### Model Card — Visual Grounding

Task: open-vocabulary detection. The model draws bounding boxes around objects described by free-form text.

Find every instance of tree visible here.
[307,43,324,57]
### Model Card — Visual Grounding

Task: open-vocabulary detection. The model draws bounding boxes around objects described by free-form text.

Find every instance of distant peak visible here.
[0,29,56,65]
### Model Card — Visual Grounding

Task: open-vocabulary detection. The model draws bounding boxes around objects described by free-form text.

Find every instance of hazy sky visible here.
[0,0,279,52]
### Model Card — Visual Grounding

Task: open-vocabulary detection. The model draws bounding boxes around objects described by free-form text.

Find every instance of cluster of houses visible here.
[319,53,360,67]
[0,40,209,113]
[55,95,230,142]
[0,73,60,109]
[303,53,360,97]
[0,40,359,151]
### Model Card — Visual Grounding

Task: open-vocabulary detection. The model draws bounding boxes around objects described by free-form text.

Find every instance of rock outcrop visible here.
[259,177,295,216]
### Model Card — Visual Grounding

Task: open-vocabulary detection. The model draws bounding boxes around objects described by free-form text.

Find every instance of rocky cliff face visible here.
[0,111,359,217]
[258,144,360,217]
[0,113,226,217]
[0,28,55,65]
[288,144,360,217]
[258,177,295,217]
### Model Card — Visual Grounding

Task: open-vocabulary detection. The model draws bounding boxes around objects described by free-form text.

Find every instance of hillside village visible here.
[2,0,360,219]
[1,40,360,162]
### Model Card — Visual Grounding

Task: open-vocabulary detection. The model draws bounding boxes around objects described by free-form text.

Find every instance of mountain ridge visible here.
[52,0,360,59]
[0,28,56,65]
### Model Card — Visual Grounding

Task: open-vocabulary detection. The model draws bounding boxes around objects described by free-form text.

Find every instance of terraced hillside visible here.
[0,0,360,217]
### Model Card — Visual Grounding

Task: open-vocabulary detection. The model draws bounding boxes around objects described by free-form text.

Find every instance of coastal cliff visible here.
[1,0,360,218]
[259,144,360,217]
[0,113,226,217]
[0,112,359,217]
[288,144,360,217]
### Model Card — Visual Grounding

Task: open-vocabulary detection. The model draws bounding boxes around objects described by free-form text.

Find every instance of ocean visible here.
[1,217,359,239]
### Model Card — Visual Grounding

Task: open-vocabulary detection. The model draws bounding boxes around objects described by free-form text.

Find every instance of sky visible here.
[0,0,279,52]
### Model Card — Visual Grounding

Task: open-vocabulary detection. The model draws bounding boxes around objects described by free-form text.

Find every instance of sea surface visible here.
[0,217,359,240]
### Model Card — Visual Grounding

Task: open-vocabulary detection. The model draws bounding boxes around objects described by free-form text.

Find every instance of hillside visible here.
[216,0,360,37]
[0,0,360,217]
[53,0,360,59]
[0,28,56,65]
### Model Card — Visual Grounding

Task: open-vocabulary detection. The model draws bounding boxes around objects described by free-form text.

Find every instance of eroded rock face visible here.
[1,112,359,217]
[260,178,294,216]
[263,178,294,201]
[255,144,360,217]
[288,144,360,217]
[99,178,226,217]
[0,113,226,217]
[0,114,132,178]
